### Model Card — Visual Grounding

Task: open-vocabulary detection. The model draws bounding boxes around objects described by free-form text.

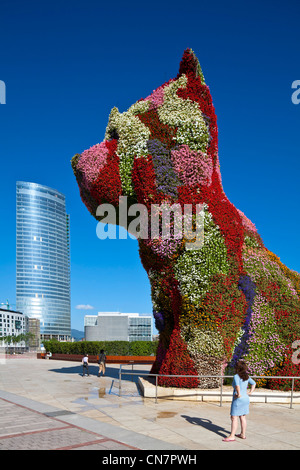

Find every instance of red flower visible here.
[132,155,158,209]
[90,139,122,206]
[158,328,199,388]
[137,109,177,149]
[270,347,300,391]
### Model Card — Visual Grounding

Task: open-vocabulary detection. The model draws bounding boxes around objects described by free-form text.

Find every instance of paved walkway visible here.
[0,357,299,451]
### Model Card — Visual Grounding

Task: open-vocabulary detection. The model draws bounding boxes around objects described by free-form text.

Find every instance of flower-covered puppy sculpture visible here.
[72,49,300,389]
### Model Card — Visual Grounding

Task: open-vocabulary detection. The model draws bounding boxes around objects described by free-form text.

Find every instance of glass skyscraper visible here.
[16,182,71,341]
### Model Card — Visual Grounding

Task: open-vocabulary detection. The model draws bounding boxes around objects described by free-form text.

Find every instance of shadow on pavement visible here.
[49,364,151,384]
[181,414,228,438]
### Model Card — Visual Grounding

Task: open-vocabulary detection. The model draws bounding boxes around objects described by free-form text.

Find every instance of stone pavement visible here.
[0,356,299,451]
[0,397,137,450]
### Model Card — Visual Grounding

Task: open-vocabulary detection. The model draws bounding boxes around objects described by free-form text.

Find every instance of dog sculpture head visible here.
[72,49,221,213]
[72,49,300,388]
[71,48,252,271]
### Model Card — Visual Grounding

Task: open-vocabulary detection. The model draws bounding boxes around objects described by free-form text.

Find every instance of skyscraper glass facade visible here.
[16,182,71,341]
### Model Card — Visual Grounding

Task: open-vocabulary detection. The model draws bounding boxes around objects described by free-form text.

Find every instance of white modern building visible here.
[84,312,153,342]
[0,308,41,352]
[0,308,28,352]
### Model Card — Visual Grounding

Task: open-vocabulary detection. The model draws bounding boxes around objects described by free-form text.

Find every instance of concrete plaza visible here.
[0,356,299,450]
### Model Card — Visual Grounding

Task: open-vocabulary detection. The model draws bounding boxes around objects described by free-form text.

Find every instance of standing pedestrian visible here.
[82,353,89,377]
[97,349,106,377]
[223,360,256,442]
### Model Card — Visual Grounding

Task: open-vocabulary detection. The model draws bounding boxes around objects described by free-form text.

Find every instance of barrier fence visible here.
[118,363,300,409]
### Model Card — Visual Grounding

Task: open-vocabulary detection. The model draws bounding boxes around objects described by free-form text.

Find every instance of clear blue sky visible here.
[0,0,299,332]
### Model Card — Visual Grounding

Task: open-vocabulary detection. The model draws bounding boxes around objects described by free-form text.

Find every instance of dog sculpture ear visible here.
[178,48,205,83]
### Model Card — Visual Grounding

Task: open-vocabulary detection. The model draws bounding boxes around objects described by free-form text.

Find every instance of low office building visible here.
[0,309,41,352]
[0,308,28,353]
[84,312,152,342]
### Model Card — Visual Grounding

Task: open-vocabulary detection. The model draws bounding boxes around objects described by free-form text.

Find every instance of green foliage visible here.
[0,332,34,345]
[43,339,158,356]
[174,208,229,304]
[129,341,156,356]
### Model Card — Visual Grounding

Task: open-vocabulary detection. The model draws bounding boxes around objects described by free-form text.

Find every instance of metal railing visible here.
[118,364,300,409]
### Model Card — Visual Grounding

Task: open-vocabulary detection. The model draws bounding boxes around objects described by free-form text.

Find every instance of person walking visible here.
[97,349,106,377]
[82,353,89,377]
[223,360,256,442]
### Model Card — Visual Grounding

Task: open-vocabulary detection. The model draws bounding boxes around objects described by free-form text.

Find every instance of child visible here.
[97,349,106,377]
[82,353,89,377]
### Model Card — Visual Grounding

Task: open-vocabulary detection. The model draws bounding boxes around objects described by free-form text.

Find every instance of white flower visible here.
[174,207,229,304]
[105,106,150,196]
[157,75,210,152]
[181,326,225,358]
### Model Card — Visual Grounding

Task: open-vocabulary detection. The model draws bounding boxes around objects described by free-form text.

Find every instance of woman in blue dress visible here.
[223,360,256,442]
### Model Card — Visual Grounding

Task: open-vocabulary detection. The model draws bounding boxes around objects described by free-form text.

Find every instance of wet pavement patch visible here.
[44,410,76,417]
[98,388,106,398]
[157,412,177,419]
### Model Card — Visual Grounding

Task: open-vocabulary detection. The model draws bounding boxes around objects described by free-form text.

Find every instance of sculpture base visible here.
[138,377,300,404]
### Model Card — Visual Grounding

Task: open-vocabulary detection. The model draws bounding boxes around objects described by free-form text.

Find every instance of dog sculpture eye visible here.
[108,128,119,141]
